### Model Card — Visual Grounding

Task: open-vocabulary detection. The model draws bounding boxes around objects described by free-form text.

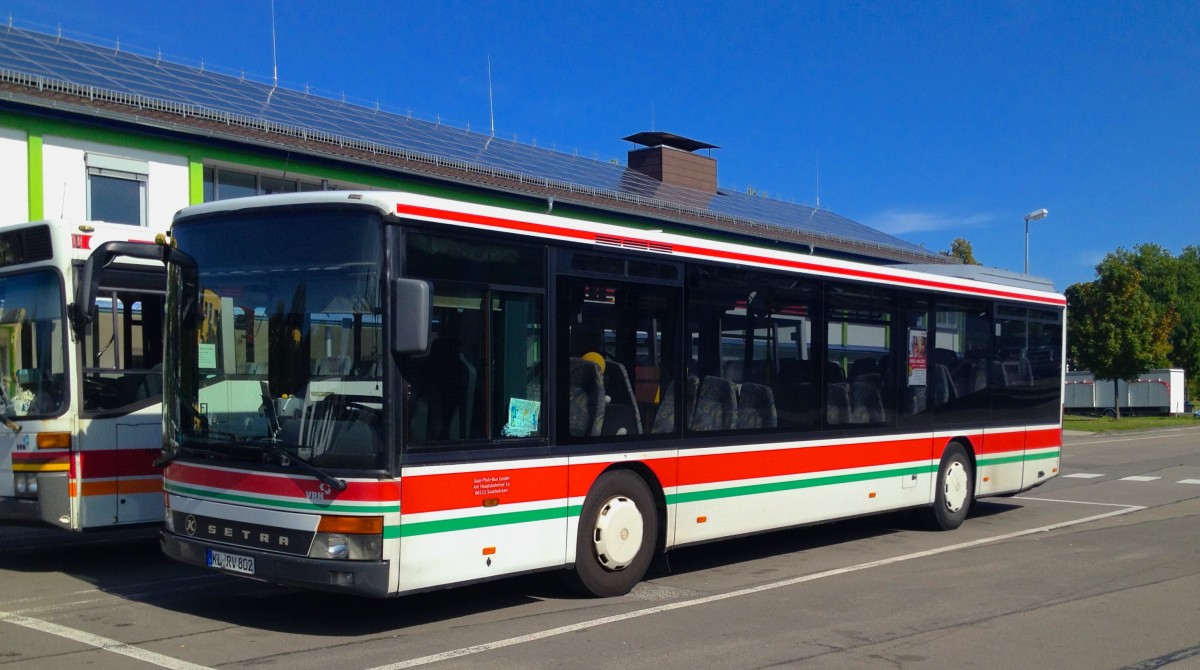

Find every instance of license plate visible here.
[206,548,255,575]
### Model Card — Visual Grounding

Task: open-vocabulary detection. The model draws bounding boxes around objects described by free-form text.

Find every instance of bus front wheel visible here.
[924,442,974,531]
[566,470,658,597]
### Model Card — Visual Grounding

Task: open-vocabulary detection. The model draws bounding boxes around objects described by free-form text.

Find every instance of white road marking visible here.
[1120,476,1161,482]
[1064,473,1105,478]
[368,499,1143,670]
[1179,479,1200,485]
[0,610,215,670]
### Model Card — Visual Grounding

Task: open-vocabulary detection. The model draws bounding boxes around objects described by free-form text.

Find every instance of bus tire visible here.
[566,469,658,597]
[924,442,974,531]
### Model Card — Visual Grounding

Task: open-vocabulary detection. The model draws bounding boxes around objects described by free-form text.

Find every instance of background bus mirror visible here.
[392,278,432,355]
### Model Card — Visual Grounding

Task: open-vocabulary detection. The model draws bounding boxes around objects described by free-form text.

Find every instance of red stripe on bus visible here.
[980,430,1025,454]
[75,449,159,479]
[401,464,569,514]
[395,203,1067,307]
[1026,427,1063,450]
[166,462,400,502]
[675,437,935,487]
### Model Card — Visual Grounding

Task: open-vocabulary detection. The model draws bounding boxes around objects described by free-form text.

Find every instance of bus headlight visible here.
[307,515,383,561]
[309,532,382,560]
[163,492,174,532]
[13,472,37,498]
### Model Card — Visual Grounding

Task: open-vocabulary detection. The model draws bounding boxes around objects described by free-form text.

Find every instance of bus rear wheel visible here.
[923,442,974,531]
[566,470,658,597]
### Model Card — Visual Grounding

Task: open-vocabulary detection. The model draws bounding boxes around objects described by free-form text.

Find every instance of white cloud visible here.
[865,209,994,235]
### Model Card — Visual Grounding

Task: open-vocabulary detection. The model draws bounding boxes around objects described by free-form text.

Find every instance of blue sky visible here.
[3,1,1197,292]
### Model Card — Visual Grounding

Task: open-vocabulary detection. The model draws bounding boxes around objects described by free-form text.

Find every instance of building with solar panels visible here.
[0,23,948,266]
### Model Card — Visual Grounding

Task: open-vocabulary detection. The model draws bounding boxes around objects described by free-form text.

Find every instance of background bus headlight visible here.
[14,472,37,498]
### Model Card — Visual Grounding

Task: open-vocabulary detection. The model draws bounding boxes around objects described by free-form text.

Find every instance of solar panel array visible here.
[0,25,935,258]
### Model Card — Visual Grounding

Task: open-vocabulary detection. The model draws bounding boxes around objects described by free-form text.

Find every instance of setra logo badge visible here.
[184,514,198,536]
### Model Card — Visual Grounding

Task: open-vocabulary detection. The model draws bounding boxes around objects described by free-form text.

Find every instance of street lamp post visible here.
[1024,208,1049,274]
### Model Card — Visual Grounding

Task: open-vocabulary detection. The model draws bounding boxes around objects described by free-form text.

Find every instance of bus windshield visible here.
[0,270,66,418]
[166,208,386,471]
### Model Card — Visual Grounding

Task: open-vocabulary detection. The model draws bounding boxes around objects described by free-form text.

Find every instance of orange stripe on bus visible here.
[78,479,163,497]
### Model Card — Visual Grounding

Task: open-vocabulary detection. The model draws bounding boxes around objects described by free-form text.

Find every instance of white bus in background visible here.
[1064,369,1187,416]
[0,219,166,530]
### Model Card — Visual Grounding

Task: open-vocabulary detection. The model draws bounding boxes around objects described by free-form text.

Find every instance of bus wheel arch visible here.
[924,438,975,531]
[566,466,662,597]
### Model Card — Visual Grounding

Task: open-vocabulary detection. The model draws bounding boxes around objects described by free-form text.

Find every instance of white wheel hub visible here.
[591,495,644,570]
[943,460,969,513]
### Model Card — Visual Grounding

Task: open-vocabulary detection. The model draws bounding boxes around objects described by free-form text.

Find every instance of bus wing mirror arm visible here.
[71,241,199,332]
[391,278,431,355]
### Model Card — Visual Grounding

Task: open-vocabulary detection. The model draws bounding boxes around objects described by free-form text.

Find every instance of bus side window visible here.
[557,275,679,440]
[403,232,546,447]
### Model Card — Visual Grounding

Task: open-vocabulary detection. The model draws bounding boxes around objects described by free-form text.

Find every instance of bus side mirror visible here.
[71,240,198,333]
[391,278,431,355]
[73,241,166,331]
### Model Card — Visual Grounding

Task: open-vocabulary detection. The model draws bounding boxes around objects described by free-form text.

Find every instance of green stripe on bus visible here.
[667,464,937,505]
[398,505,581,537]
[399,464,937,537]
[164,482,399,514]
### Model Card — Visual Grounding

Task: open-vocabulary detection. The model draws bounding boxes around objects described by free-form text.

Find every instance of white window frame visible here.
[85,153,149,226]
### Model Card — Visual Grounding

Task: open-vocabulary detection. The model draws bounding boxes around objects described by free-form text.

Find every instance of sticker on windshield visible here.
[502,398,540,437]
[197,343,217,369]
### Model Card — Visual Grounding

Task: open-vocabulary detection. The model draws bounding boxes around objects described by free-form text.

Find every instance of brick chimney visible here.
[624,132,718,194]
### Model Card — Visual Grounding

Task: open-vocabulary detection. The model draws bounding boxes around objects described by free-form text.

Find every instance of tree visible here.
[942,237,980,265]
[1109,244,1200,399]
[1066,257,1173,419]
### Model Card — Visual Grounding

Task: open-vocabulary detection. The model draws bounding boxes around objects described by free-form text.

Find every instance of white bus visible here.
[90,191,1064,597]
[0,219,166,530]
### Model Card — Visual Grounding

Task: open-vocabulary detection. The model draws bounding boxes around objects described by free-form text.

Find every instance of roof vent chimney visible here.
[624,131,718,194]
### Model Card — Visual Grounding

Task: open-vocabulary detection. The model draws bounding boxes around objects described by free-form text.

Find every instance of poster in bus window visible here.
[908,329,927,386]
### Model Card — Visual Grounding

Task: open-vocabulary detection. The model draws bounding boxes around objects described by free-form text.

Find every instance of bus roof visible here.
[173,191,1066,307]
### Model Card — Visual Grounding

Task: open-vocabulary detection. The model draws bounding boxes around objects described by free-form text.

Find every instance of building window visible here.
[202,166,333,202]
[86,154,148,226]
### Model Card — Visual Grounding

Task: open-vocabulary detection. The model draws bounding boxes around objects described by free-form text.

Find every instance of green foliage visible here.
[1105,244,1200,398]
[942,237,980,265]
[1066,256,1168,419]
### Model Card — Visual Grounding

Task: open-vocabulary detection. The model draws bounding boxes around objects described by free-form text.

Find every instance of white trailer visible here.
[1064,369,1187,416]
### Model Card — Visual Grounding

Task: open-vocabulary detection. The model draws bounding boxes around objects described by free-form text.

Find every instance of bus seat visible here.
[849,357,878,382]
[650,380,677,433]
[723,360,745,383]
[737,382,777,429]
[602,358,641,435]
[409,338,477,442]
[851,379,885,423]
[989,360,1009,387]
[689,376,737,431]
[826,382,850,425]
[901,386,926,415]
[568,357,605,437]
[825,360,846,385]
[929,364,956,406]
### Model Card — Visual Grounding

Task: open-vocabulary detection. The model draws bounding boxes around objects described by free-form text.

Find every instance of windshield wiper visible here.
[262,441,347,492]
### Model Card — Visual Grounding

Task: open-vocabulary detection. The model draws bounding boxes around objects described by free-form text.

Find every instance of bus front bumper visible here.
[0,496,42,523]
[161,531,392,598]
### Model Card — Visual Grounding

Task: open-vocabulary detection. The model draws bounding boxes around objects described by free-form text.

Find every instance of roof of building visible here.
[0,25,947,264]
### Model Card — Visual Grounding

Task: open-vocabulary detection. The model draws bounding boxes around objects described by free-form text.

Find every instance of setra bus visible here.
[85,191,1064,597]
[0,218,166,530]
